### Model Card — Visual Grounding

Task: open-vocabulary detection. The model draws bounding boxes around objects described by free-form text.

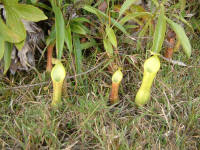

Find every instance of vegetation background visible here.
[0,0,200,149]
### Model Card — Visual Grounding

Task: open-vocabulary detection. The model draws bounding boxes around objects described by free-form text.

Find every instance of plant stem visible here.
[46,42,55,72]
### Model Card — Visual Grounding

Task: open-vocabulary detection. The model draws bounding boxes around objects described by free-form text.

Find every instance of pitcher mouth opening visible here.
[144,56,160,73]
[51,63,66,82]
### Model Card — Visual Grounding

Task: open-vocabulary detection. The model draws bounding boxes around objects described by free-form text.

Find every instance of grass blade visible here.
[73,34,82,74]
[65,24,73,53]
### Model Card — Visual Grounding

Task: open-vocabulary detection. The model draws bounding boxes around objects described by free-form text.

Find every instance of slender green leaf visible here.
[73,34,82,74]
[3,42,13,74]
[12,4,47,22]
[166,18,191,58]
[53,5,65,59]
[147,18,154,50]
[15,40,25,51]
[137,19,151,51]
[124,24,139,29]
[119,0,137,17]
[83,5,128,35]
[0,18,24,43]
[70,22,87,35]
[172,14,193,32]
[106,26,117,48]
[151,5,166,53]
[46,26,56,46]
[83,5,97,15]
[119,12,152,25]
[80,40,97,50]
[0,36,5,60]
[103,37,113,56]
[71,17,92,24]
[65,24,73,53]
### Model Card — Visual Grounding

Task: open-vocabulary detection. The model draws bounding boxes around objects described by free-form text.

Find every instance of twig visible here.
[0,60,106,91]
[126,35,153,41]
[160,55,187,67]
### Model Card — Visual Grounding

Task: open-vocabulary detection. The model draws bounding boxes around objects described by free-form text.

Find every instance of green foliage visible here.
[151,4,166,54]
[166,18,191,58]
[0,0,47,73]
[51,1,65,60]
[106,25,117,48]
[0,36,4,60]
[83,5,128,35]
[4,5,27,50]
[0,18,24,43]
[0,0,200,149]
[119,0,137,17]
[65,24,73,53]
[73,34,82,74]
[3,42,13,74]
[70,22,87,35]
[10,4,47,22]
[103,37,113,56]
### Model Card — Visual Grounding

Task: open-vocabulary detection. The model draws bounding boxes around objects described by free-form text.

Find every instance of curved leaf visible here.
[166,18,191,58]
[83,5,128,35]
[119,0,137,17]
[12,4,47,22]
[137,19,151,51]
[3,42,13,74]
[15,40,25,51]
[71,17,92,24]
[5,5,26,49]
[103,37,113,56]
[65,24,73,53]
[53,5,65,59]
[106,26,117,48]
[70,22,87,35]
[152,5,166,53]
[172,14,193,32]
[0,18,24,43]
[0,36,5,60]
[119,12,152,25]
[80,40,97,50]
